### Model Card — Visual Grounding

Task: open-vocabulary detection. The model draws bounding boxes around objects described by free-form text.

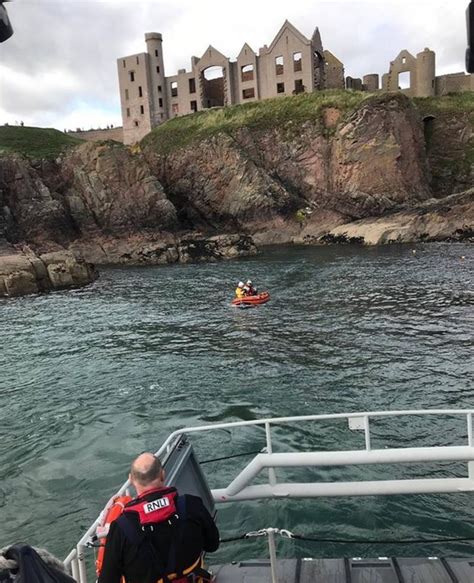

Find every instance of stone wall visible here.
[68,127,124,143]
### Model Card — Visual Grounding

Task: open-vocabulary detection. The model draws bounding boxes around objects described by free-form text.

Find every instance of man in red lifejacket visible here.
[98,453,219,583]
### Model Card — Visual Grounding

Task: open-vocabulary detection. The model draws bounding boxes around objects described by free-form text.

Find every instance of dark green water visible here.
[1,244,473,564]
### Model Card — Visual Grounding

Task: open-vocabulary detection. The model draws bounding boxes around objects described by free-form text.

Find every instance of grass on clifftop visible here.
[0,125,84,159]
[142,90,366,156]
[414,91,474,115]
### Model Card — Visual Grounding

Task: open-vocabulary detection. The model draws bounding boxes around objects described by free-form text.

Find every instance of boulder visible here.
[0,245,97,298]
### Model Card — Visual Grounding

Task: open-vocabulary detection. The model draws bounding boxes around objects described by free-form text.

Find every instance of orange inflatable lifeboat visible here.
[95,494,132,577]
[232,291,270,306]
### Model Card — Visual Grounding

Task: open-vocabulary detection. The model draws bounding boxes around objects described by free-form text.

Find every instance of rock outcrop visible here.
[70,233,257,264]
[0,243,97,298]
[317,189,474,245]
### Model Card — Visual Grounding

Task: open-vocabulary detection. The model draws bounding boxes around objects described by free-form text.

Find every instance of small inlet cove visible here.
[1,242,473,563]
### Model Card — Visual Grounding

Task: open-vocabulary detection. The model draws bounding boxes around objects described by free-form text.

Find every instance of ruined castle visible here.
[117,20,473,145]
[117,21,344,144]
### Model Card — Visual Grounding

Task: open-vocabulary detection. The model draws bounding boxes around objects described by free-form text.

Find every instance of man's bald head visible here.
[130,452,164,494]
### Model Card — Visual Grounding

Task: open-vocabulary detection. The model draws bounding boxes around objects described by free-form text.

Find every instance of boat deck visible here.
[212,557,474,582]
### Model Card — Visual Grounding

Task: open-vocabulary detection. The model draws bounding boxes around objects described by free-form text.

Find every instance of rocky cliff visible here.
[0,91,472,297]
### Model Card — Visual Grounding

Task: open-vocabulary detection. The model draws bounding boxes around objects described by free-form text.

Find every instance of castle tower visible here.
[415,48,435,97]
[145,32,168,124]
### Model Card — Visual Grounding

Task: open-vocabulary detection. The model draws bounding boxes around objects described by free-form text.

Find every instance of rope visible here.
[292,534,474,544]
[219,528,474,545]
[200,449,264,465]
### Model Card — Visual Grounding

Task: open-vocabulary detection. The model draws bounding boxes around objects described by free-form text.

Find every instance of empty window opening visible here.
[134,120,139,127]
[294,79,304,94]
[275,56,284,75]
[402,56,406,64]
[138,86,143,97]
[171,81,178,97]
[158,85,162,92]
[189,78,196,93]
[277,82,285,93]
[159,98,163,107]
[140,105,144,114]
[129,71,135,82]
[122,59,126,68]
[190,100,198,112]
[293,52,302,72]
[241,64,254,82]
[136,56,139,65]
[155,49,159,57]
[126,107,130,117]
[242,87,255,99]
[125,89,129,100]
[172,103,179,116]
[398,71,411,89]
[156,66,160,74]
[202,66,225,108]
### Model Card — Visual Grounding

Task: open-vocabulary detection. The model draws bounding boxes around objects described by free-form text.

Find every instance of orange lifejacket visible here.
[95,495,132,578]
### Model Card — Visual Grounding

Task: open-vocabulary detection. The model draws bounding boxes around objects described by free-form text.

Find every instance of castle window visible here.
[134,120,139,127]
[136,56,139,65]
[294,79,304,94]
[129,71,135,82]
[122,60,126,68]
[156,66,160,74]
[140,105,144,114]
[125,89,129,100]
[241,64,254,82]
[159,98,163,107]
[277,82,285,93]
[402,56,406,64]
[275,56,284,75]
[190,100,198,112]
[126,107,130,117]
[172,103,179,116]
[293,52,302,72]
[158,85,162,92]
[138,86,143,97]
[242,87,255,99]
[171,81,178,97]
[189,78,196,94]
[155,49,159,57]
[398,71,410,89]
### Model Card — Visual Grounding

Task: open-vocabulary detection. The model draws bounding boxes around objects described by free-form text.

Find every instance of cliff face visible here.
[59,141,177,234]
[144,94,433,239]
[0,92,472,295]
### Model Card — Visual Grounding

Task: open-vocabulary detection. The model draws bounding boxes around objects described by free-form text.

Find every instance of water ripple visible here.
[0,242,473,559]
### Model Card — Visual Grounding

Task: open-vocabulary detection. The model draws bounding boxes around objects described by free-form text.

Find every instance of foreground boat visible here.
[64,410,474,582]
[231,291,270,306]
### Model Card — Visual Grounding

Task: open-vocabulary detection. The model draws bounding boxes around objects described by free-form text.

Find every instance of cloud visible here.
[0,0,469,130]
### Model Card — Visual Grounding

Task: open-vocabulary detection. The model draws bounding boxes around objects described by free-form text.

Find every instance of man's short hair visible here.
[130,453,163,486]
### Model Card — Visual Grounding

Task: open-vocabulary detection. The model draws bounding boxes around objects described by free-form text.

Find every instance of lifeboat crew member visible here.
[235,281,246,299]
[98,452,219,583]
[244,280,257,296]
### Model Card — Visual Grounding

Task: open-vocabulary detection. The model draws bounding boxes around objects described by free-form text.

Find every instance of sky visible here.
[0,0,469,131]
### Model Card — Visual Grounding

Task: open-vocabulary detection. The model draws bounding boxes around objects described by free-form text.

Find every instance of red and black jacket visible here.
[98,487,219,583]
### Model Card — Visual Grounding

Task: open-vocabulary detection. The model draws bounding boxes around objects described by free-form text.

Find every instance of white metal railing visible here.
[64,409,474,582]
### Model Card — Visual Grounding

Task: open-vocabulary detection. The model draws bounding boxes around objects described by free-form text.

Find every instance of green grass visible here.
[414,91,474,115]
[142,90,367,156]
[0,125,84,159]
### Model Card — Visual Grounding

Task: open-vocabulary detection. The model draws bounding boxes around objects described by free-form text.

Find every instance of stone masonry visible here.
[117,21,344,144]
[117,20,474,145]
